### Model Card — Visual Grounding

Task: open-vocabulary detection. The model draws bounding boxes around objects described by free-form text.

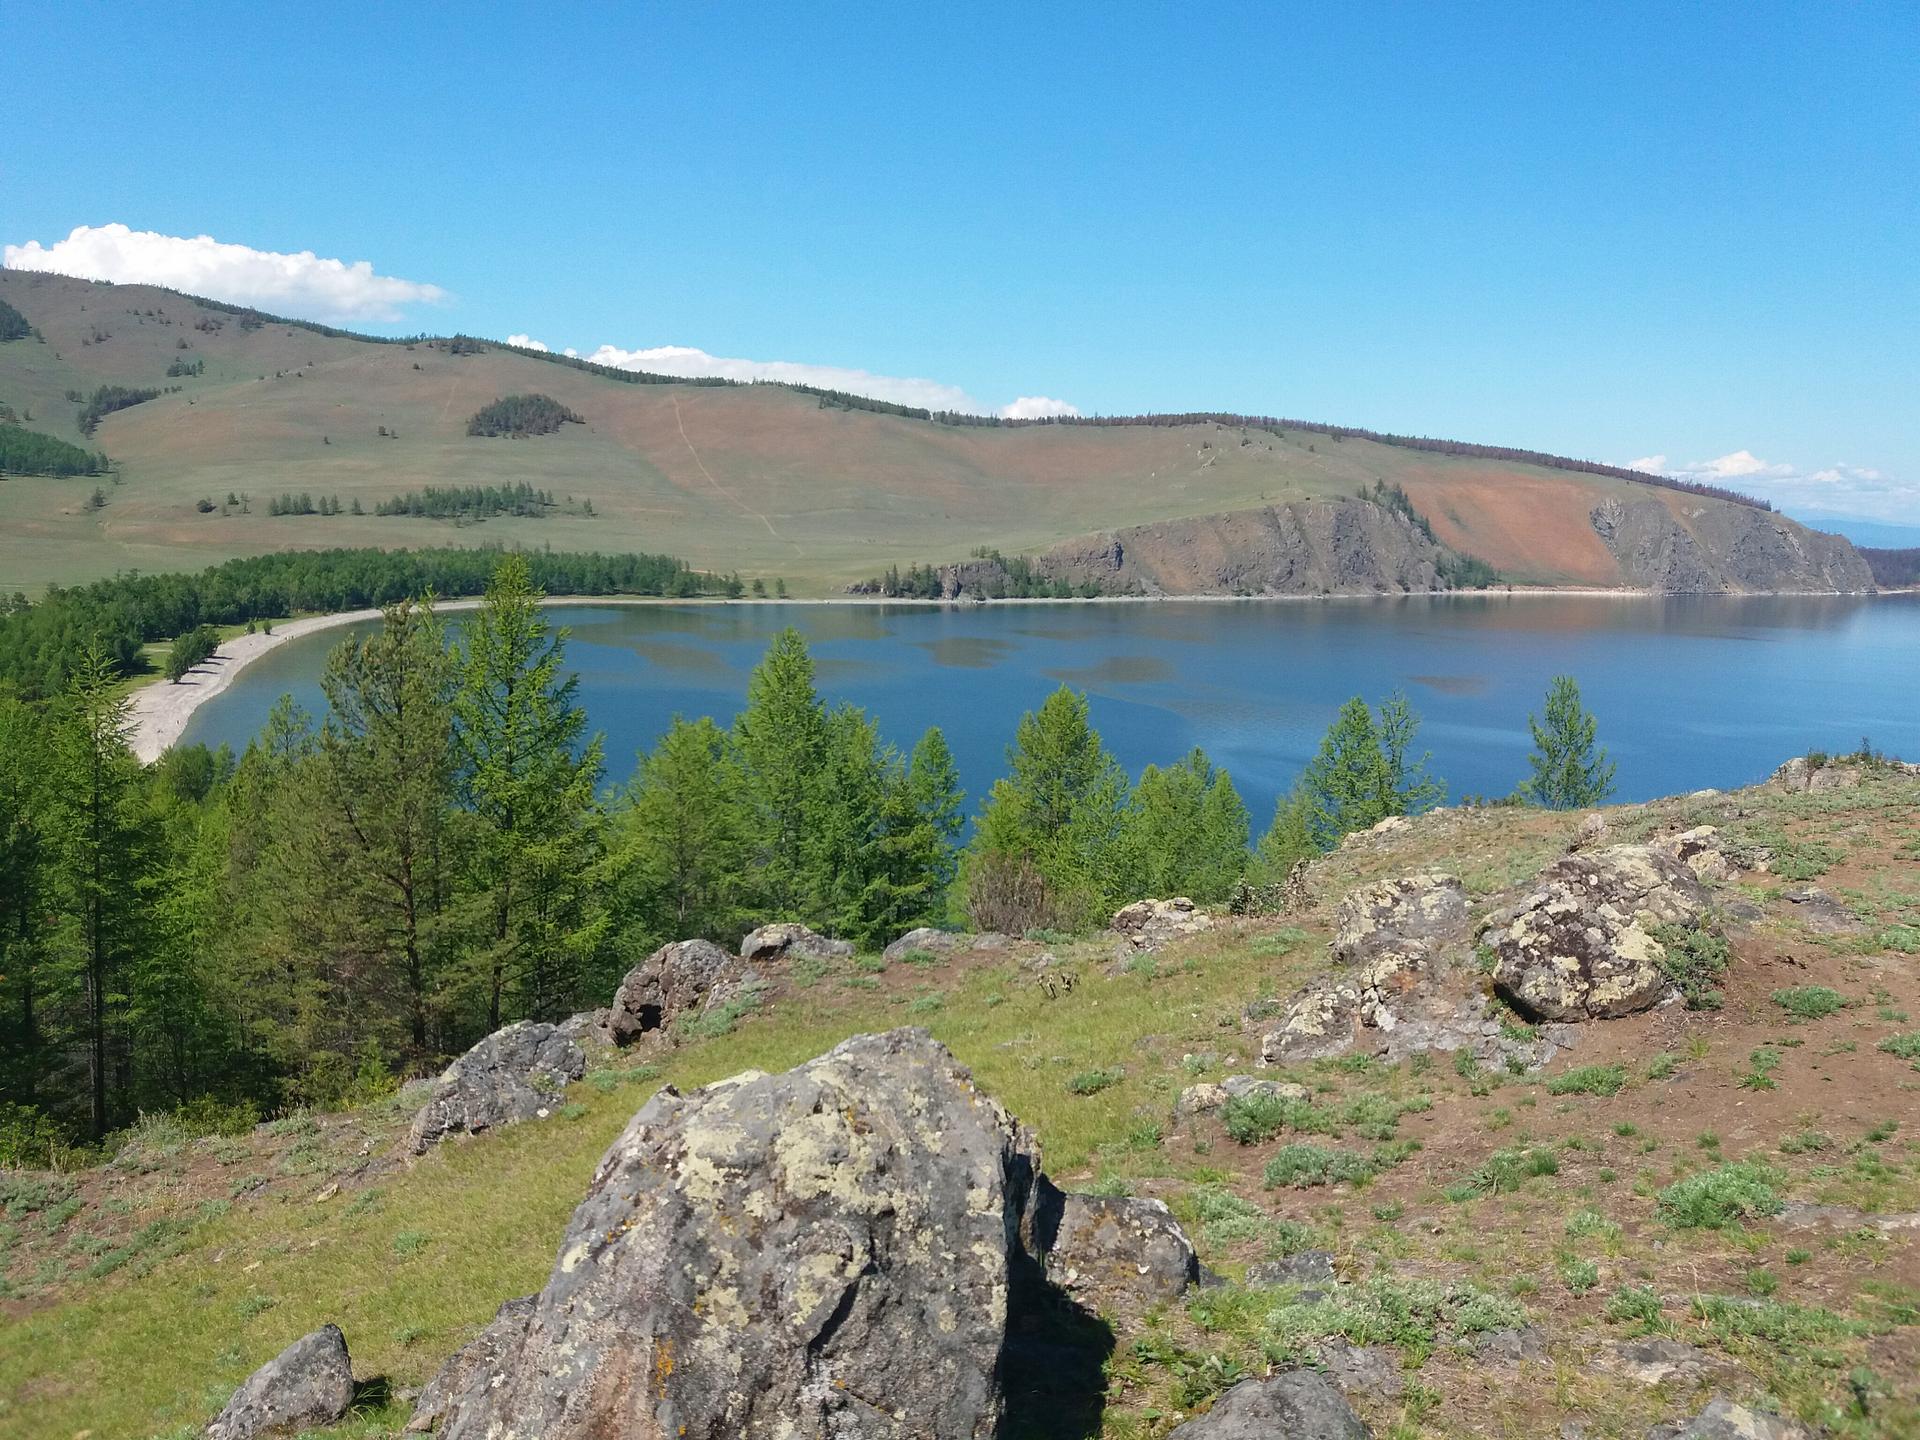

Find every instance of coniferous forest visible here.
[0,552,1618,1163]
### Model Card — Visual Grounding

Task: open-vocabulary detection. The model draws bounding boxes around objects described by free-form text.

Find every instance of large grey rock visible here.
[1651,828,1734,883]
[1031,1183,1203,1307]
[1487,845,1709,1022]
[407,1022,584,1155]
[1316,1337,1403,1399]
[739,921,853,963]
[434,1029,1039,1440]
[407,1296,535,1432]
[1246,1250,1335,1288]
[1111,896,1215,951]
[206,1325,355,1439]
[1330,872,1468,967]
[1781,885,1863,935]
[882,926,966,965]
[608,939,736,1043]
[1647,1397,1814,1440]
[1168,1370,1371,1438]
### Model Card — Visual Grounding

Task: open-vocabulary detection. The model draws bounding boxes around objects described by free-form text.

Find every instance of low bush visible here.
[1656,1162,1785,1230]
[1546,1065,1628,1097]
[1771,985,1847,1021]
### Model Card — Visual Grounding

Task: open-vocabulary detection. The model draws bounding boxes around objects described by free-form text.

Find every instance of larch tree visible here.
[610,716,750,946]
[452,557,605,1027]
[732,628,829,918]
[1519,675,1616,810]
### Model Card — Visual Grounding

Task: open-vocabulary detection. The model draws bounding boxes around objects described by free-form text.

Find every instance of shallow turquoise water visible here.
[180,594,1920,824]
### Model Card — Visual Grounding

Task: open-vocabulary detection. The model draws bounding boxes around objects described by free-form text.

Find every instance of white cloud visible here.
[999,395,1081,420]
[1624,448,1918,525]
[505,333,548,352]
[2,224,446,323]
[580,342,989,412]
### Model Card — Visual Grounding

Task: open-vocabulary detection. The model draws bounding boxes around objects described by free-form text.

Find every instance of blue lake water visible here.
[179,595,1920,825]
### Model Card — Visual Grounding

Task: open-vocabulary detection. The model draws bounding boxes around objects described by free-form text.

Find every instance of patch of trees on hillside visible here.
[0,546,718,699]
[1862,548,1920,588]
[0,423,109,477]
[466,394,583,438]
[0,297,34,342]
[375,483,584,520]
[74,385,162,435]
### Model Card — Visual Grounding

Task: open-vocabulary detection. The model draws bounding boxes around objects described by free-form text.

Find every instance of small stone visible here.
[1316,1337,1404,1400]
[1245,1251,1335,1288]
[1469,1325,1547,1367]
[206,1325,355,1440]
[1168,1371,1372,1438]
[1647,1397,1814,1440]
[1602,1338,1721,1386]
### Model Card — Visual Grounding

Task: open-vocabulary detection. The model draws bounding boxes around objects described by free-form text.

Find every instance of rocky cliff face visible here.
[1589,498,1872,593]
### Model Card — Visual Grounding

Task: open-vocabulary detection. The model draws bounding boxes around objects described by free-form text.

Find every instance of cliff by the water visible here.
[1590,496,1872,593]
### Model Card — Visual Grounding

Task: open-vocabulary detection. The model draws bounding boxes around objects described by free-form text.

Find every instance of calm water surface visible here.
[181,595,1920,823]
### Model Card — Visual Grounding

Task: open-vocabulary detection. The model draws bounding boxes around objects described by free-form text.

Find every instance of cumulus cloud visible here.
[2,224,446,323]
[999,395,1081,420]
[1624,449,1917,524]
[580,342,990,412]
[505,333,548,352]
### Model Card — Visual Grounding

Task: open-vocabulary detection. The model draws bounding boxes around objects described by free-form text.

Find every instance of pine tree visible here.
[1259,694,1445,862]
[732,629,829,918]
[46,644,154,1137]
[1518,676,1616,809]
[452,557,605,1026]
[318,599,457,1055]
[968,687,1129,926]
[609,717,750,945]
[814,705,894,942]
[1121,748,1249,902]
[0,696,49,1109]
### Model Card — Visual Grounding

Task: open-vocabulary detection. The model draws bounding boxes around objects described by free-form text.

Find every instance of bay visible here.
[179,594,1920,825]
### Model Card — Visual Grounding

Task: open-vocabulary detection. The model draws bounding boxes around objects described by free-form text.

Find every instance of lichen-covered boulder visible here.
[1781,885,1863,935]
[434,1028,1039,1440]
[739,921,853,963]
[407,1296,535,1433]
[608,939,736,1043]
[1652,827,1734,883]
[1647,1397,1814,1440]
[1030,1182,1203,1307]
[1330,872,1468,967]
[1111,897,1215,951]
[1260,950,1429,1063]
[882,926,966,965]
[1486,845,1708,1022]
[206,1325,355,1440]
[1168,1371,1371,1438]
[406,1022,584,1155]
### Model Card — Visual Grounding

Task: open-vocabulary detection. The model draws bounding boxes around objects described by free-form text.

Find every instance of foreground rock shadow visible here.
[999,1181,1116,1440]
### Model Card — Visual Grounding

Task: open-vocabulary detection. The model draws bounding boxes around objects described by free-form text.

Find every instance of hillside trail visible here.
[671,393,792,547]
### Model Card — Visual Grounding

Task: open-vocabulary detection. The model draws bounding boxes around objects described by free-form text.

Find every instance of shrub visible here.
[1877,1031,1920,1061]
[1656,1162,1784,1230]
[1067,1069,1122,1096]
[1771,986,1847,1021]
[1606,1284,1667,1333]
[1653,924,1732,1010]
[1263,1144,1377,1189]
[964,852,1078,936]
[0,1103,72,1170]
[1546,1064,1628,1097]
[1444,1146,1559,1201]
[1222,1091,1316,1144]
[1563,1259,1600,1295]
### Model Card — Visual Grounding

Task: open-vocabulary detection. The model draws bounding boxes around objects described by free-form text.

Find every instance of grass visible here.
[1656,1161,1786,1230]
[1653,922,1733,1010]
[1545,1064,1628,1098]
[1772,985,1849,1020]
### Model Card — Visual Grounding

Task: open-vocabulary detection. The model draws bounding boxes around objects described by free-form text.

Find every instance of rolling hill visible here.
[0,269,1875,596]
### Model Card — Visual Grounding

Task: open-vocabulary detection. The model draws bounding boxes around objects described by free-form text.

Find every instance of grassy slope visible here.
[5,771,1919,1440]
[1,269,1689,596]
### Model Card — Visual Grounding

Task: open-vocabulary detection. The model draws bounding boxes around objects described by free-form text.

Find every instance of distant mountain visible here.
[0,269,1877,597]
[1784,512,1920,550]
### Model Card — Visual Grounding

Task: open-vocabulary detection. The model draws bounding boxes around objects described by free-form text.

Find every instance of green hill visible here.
[0,270,1867,598]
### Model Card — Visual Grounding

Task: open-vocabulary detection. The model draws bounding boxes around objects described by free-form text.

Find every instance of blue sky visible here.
[6,2,1916,527]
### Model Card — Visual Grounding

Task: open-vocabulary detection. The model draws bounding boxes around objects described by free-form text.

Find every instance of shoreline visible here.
[125,585,1908,763]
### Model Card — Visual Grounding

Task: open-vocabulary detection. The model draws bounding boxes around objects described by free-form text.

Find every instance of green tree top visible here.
[1518,675,1616,809]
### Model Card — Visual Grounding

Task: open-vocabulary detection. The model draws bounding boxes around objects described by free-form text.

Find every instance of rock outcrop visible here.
[607,939,736,1043]
[1651,827,1734,883]
[407,1297,535,1433]
[1647,1397,1814,1440]
[1030,1181,1205,1307]
[1330,872,1468,966]
[206,1325,356,1440]
[1485,845,1709,1022]
[882,926,967,965]
[1111,897,1215,951]
[1591,497,1871,594]
[739,921,853,964]
[406,1022,585,1155]
[1168,1371,1371,1438]
[431,1029,1040,1439]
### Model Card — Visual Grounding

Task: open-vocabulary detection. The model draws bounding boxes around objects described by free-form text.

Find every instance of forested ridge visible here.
[0,551,1616,1161]
[0,546,715,699]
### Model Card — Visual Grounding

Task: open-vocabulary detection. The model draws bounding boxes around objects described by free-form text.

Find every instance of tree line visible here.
[0,546,720,700]
[374,483,588,520]
[0,422,110,477]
